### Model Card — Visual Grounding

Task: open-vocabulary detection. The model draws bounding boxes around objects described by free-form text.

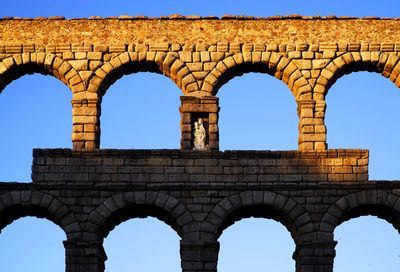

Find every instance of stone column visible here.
[298,100,327,150]
[180,240,220,272]
[71,98,101,150]
[293,240,337,272]
[179,96,219,150]
[64,240,107,272]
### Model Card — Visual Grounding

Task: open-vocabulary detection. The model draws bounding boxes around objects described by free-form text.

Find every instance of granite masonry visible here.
[1,15,400,272]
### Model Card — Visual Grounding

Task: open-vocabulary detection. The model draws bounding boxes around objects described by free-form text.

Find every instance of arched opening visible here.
[100,72,181,149]
[325,72,400,179]
[210,194,312,272]
[0,216,66,272]
[96,203,185,240]
[334,216,400,271]
[103,217,181,272]
[218,73,298,150]
[0,74,72,182]
[218,218,295,272]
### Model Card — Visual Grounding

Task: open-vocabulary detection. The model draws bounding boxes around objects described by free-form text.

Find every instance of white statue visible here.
[193,118,206,150]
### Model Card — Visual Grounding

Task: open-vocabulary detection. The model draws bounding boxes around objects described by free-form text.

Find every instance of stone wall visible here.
[1,15,400,272]
[0,17,400,150]
[0,148,396,272]
[2,16,400,44]
[32,149,369,185]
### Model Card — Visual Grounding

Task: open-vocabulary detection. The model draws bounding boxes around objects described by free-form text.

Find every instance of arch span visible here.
[0,53,82,94]
[320,191,400,234]
[204,191,315,243]
[203,52,310,99]
[0,190,81,240]
[315,52,400,100]
[89,52,197,98]
[86,191,193,240]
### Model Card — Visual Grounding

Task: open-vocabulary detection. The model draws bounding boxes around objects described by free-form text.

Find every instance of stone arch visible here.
[203,191,315,244]
[0,53,84,94]
[202,52,311,100]
[314,52,400,101]
[88,51,197,98]
[0,190,81,240]
[86,191,193,241]
[320,190,400,235]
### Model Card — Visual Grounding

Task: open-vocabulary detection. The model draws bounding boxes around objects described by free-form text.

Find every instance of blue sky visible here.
[1,0,400,271]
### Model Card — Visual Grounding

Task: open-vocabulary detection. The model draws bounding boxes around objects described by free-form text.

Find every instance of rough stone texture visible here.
[32,149,369,185]
[1,16,400,272]
[2,16,400,44]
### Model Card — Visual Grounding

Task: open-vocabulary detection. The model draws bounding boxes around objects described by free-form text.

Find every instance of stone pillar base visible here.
[293,240,337,272]
[180,240,220,272]
[64,241,107,272]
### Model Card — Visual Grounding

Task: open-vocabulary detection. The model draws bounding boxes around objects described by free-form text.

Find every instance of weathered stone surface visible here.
[1,15,400,272]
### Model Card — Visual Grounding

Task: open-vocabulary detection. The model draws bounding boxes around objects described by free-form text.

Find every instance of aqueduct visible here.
[1,15,400,271]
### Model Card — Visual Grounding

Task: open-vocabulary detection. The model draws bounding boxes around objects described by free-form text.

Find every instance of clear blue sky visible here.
[1,1,400,271]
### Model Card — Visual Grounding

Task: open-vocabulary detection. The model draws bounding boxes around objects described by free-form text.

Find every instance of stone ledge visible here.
[32,148,369,184]
[3,180,400,190]
[1,43,399,54]
[32,148,368,159]
[2,15,400,21]
[2,18,400,45]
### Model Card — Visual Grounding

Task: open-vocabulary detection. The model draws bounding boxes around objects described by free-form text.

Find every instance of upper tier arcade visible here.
[1,16,400,150]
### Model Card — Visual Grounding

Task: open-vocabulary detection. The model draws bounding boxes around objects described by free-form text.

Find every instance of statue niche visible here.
[192,115,209,150]
[193,118,206,150]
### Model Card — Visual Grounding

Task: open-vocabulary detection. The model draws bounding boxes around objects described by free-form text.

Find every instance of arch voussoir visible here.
[281,62,298,84]
[2,56,16,70]
[206,52,307,98]
[282,198,297,215]
[319,52,400,98]
[144,191,158,205]
[390,61,400,82]
[0,191,81,240]
[161,52,176,75]
[44,53,56,70]
[0,53,81,95]
[269,52,283,70]
[276,56,291,76]
[239,191,254,206]
[88,192,193,240]
[383,54,399,75]
[206,191,315,243]
[377,53,389,71]
[91,51,192,98]
[321,191,400,236]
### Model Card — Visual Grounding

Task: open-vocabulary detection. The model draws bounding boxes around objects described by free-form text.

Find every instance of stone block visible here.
[146,158,172,166]
[289,51,302,59]
[343,173,357,182]
[293,59,312,69]
[69,60,88,70]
